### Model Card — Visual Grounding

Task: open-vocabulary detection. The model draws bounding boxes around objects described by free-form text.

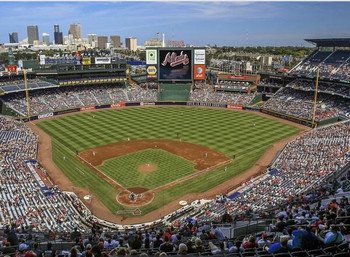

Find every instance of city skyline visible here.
[1,1,350,47]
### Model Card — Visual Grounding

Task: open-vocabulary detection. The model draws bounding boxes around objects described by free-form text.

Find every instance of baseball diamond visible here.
[35,106,300,219]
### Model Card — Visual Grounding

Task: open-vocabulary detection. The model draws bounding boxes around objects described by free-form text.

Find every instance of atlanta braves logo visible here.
[161,51,189,67]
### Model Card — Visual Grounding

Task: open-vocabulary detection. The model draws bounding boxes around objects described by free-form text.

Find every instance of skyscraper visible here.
[9,32,19,43]
[110,35,121,48]
[125,37,137,51]
[27,25,39,44]
[97,36,108,49]
[69,23,82,40]
[54,24,63,45]
[88,34,98,48]
[42,33,50,45]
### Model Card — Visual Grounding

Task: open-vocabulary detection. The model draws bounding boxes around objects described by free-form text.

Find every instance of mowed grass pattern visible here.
[37,107,299,215]
[99,149,196,189]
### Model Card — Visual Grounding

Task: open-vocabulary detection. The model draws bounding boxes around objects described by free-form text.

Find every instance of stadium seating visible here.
[2,85,158,117]
[290,50,350,81]
[0,116,91,233]
[262,86,350,121]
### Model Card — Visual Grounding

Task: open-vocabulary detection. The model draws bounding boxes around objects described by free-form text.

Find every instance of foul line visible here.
[76,154,130,193]
[49,137,130,193]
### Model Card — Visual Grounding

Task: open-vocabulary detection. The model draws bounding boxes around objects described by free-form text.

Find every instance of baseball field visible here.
[36,106,300,217]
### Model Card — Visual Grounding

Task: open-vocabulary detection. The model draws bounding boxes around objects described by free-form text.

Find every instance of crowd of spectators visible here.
[258,80,282,89]
[1,83,259,117]
[215,81,252,92]
[290,50,350,81]
[0,116,90,233]
[262,87,350,121]
[0,79,43,87]
[189,89,255,106]
[138,83,158,90]
[2,85,158,117]
[287,79,350,98]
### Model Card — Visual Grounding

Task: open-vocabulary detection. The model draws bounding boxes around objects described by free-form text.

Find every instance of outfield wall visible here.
[21,101,236,122]
[19,101,320,128]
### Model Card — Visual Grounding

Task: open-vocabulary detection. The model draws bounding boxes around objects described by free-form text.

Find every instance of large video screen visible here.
[158,49,192,81]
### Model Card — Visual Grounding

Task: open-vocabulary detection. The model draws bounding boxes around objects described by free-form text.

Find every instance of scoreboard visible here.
[146,47,206,82]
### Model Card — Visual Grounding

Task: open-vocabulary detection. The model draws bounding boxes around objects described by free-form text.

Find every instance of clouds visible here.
[1,2,349,46]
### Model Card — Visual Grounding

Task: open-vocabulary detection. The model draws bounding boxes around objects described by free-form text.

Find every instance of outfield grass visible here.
[37,107,299,215]
[99,149,197,189]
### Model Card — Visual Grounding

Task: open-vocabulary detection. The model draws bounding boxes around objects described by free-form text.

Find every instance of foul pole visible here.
[311,68,319,127]
[24,70,31,119]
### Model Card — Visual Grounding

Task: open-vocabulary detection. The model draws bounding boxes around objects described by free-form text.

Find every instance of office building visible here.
[9,32,19,43]
[27,25,39,44]
[54,24,63,45]
[125,37,137,51]
[110,35,121,48]
[69,23,82,40]
[42,33,50,45]
[97,36,108,49]
[88,34,98,48]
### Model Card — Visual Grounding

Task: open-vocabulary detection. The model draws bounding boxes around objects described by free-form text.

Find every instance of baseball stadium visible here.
[0,40,349,256]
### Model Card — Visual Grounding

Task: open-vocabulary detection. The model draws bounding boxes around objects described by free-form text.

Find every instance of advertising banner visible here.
[39,55,46,65]
[81,57,91,65]
[146,65,157,80]
[227,104,243,110]
[140,102,155,106]
[80,106,96,111]
[38,112,54,119]
[95,57,111,64]
[228,75,247,80]
[194,64,205,80]
[187,102,226,108]
[159,49,192,81]
[194,49,205,65]
[7,65,17,72]
[146,49,157,65]
[110,103,125,108]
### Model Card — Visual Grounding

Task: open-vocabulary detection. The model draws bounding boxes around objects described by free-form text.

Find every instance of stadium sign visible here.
[7,65,17,72]
[146,65,157,80]
[80,106,96,111]
[194,49,205,65]
[140,102,155,106]
[194,64,205,80]
[110,103,126,108]
[187,102,226,108]
[158,49,192,81]
[227,104,243,110]
[39,55,46,65]
[147,65,157,75]
[161,51,189,67]
[38,112,54,119]
[95,57,111,64]
[146,50,157,65]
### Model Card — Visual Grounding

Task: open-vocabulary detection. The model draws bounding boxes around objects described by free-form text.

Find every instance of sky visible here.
[1,1,350,47]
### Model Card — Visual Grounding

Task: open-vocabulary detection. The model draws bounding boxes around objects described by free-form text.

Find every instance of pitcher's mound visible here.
[116,187,154,207]
[138,163,156,172]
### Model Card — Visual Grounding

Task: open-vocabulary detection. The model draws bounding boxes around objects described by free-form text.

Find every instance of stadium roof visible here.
[305,38,350,47]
